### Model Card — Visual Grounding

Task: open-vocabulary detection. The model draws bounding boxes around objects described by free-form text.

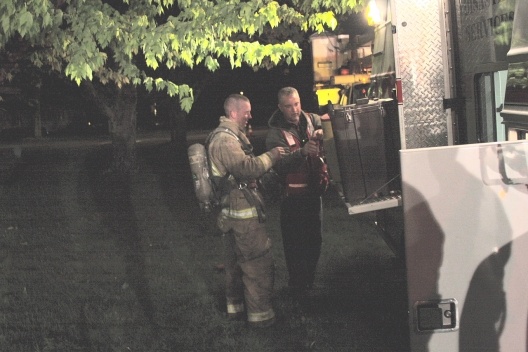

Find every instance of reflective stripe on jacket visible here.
[281,131,310,196]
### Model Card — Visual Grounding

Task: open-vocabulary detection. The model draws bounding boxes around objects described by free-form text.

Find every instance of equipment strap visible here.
[206,127,266,222]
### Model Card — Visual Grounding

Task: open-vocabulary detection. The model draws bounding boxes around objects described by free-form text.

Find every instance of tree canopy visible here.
[0,0,365,112]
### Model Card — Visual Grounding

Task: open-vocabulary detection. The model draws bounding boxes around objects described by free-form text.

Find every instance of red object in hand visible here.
[308,139,329,196]
[308,156,329,196]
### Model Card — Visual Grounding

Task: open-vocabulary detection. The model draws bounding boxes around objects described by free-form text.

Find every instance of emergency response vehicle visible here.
[312,0,528,350]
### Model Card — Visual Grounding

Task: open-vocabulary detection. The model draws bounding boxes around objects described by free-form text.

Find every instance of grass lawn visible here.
[0,138,409,351]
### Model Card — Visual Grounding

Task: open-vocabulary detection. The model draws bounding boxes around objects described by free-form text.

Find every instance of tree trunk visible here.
[158,97,188,152]
[84,82,137,174]
[169,109,188,148]
[108,85,137,174]
[26,75,43,138]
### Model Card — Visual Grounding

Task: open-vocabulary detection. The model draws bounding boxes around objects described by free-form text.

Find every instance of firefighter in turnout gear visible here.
[265,87,327,297]
[207,94,288,328]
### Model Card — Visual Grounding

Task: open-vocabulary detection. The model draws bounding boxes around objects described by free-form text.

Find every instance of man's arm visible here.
[211,134,279,180]
[265,128,305,175]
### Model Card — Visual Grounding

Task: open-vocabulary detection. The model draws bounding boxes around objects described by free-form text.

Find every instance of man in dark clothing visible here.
[265,87,327,296]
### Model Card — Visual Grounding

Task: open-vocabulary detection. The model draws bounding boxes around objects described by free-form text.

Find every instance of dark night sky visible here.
[185,55,317,130]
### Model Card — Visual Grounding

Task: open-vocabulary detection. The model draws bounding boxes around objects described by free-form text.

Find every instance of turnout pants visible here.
[222,217,275,323]
[280,194,322,290]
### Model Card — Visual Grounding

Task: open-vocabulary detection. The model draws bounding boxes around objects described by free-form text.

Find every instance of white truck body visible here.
[316,0,528,350]
[390,1,527,350]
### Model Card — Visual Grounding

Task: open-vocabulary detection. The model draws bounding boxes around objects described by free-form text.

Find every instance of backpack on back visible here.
[187,128,240,212]
[188,142,216,212]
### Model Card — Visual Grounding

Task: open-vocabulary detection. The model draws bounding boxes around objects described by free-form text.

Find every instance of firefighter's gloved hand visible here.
[270,146,289,160]
[301,140,319,158]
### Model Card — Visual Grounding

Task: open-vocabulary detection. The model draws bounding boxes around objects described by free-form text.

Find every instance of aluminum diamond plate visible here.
[393,0,449,148]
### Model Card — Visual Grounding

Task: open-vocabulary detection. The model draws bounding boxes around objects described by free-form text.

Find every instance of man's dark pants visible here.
[280,194,322,291]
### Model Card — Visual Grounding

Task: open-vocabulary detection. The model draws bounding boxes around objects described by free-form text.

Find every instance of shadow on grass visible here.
[85,150,157,327]
[138,142,221,238]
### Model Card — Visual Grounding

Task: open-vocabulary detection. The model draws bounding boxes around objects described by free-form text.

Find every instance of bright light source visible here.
[366,0,381,26]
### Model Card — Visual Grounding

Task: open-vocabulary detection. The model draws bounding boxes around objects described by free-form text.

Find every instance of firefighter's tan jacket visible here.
[208,117,279,221]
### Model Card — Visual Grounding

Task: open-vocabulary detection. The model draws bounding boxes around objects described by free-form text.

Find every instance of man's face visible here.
[232,101,252,130]
[278,93,301,125]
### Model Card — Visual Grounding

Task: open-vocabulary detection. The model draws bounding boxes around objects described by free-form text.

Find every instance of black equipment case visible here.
[328,99,401,207]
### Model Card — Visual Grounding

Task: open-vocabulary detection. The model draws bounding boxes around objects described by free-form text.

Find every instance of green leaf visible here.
[204,56,219,71]
[145,53,159,70]
[42,12,52,27]
[180,96,193,113]
[166,81,179,96]
[1,15,10,34]
[19,10,33,28]
[18,10,34,37]
[84,63,93,81]
[144,77,154,91]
